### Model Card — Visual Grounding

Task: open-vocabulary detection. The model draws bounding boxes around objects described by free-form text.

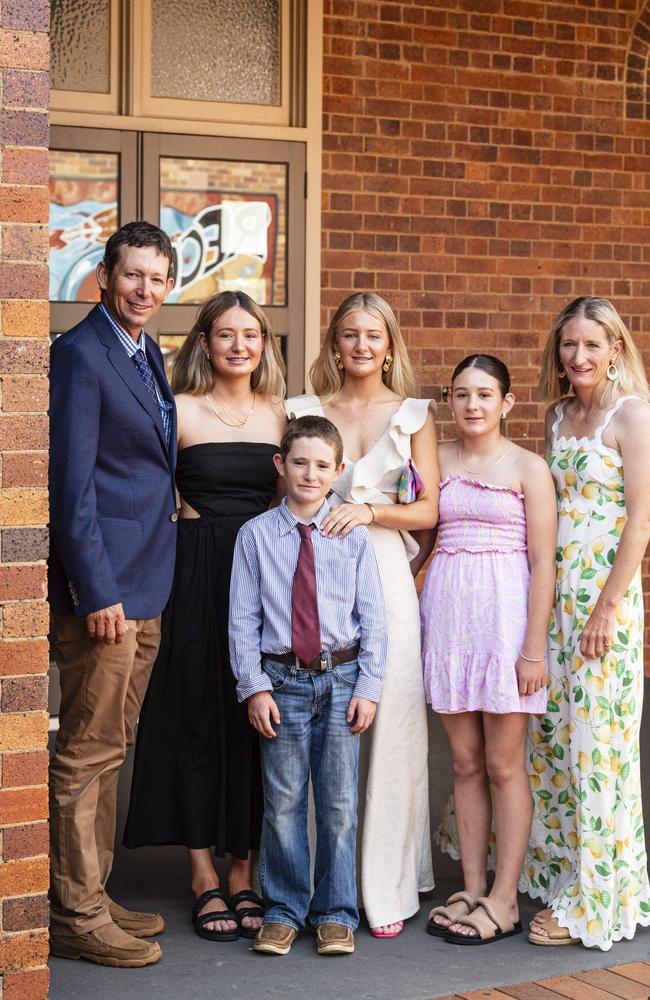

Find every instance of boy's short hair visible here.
[280,415,344,466]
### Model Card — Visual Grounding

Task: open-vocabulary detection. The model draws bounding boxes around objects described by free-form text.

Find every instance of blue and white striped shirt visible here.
[229,498,388,703]
[99,302,173,447]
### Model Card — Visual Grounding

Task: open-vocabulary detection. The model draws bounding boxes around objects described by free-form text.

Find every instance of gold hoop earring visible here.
[383,352,394,373]
[557,367,566,379]
[607,361,619,382]
[334,350,344,370]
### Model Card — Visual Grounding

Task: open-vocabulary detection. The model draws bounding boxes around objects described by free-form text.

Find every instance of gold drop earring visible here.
[383,352,394,373]
[334,350,344,370]
[607,360,619,381]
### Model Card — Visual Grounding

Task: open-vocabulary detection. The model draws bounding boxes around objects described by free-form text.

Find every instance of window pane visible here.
[49,150,119,302]
[160,156,287,306]
[159,334,187,357]
[51,0,111,93]
[151,0,280,105]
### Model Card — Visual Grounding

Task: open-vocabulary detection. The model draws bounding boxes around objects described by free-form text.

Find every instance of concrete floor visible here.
[49,695,650,1000]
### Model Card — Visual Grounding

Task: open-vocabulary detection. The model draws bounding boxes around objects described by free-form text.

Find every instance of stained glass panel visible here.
[160,156,287,306]
[159,334,187,357]
[49,150,119,302]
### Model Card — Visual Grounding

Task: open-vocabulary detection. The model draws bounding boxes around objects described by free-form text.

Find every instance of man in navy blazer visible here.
[49,222,177,967]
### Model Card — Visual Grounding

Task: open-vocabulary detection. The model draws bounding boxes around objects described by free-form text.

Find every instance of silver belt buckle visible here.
[319,655,327,672]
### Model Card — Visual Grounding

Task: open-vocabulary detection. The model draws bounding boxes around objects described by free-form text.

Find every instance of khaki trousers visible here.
[49,613,161,933]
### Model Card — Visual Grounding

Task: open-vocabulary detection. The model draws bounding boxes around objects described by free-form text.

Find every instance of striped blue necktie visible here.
[133,349,158,401]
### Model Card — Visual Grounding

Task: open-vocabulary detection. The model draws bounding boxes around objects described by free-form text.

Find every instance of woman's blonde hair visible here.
[170,290,285,399]
[309,292,417,399]
[539,295,650,404]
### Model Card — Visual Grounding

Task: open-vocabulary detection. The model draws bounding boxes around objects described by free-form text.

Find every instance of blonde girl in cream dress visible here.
[288,292,439,937]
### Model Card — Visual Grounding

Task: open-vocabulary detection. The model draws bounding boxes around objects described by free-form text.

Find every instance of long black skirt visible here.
[123,514,262,858]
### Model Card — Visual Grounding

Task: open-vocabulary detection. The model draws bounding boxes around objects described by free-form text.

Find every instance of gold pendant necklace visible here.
[204,391,256,428]
[458,440,510,475]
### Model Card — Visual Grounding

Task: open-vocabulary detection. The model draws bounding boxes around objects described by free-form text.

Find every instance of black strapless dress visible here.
[124,442,278,857]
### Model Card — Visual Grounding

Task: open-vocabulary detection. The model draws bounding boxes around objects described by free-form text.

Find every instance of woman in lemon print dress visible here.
[524,296,650,950]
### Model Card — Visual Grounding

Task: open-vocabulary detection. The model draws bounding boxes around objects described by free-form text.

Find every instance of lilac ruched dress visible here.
[420,474,547,714]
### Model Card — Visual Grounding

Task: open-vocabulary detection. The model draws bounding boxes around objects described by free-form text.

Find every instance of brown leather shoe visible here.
[109,900,165,937]
[50,921,162,967]
[253,922,297,955]
[316,922,355,955]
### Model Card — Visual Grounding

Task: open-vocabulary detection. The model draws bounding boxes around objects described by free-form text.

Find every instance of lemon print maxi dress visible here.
[521,395,650,950]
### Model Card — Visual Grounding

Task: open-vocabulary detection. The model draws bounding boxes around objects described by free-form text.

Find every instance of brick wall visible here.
[321,0,650,652]
[0,0,51,996]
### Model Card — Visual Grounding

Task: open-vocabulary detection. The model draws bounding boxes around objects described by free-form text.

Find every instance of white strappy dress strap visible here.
[594,395,640,441]
[551,400,567,442]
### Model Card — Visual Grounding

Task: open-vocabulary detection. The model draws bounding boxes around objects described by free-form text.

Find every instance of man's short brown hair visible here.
[280,415,344,466]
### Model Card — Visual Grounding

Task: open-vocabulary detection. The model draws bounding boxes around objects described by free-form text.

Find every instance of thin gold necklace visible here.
[458,440,510,475]
[204,391,255,428]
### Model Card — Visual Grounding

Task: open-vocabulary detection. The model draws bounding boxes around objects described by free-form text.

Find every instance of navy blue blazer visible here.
[49,304,178,620]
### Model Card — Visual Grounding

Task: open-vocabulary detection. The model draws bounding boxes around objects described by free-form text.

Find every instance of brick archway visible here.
[626,2,650,119]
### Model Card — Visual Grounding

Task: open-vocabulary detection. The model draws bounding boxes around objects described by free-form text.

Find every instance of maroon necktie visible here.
[291,523,322,664]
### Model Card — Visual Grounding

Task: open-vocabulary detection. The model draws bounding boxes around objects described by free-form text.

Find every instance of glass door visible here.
[48,128,307,394]
[49,127,138,333]
[142,133,306,393]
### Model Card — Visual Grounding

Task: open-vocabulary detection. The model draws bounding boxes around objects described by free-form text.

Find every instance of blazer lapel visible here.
[146,336,177,470]
[90,306,168,451]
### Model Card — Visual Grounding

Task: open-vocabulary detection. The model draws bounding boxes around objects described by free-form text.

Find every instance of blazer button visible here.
[170,512,178,522]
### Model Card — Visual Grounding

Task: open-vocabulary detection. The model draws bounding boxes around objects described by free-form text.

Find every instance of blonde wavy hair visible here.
[309,292,417,399]
[539,295,650,405]
[170,290,285,399]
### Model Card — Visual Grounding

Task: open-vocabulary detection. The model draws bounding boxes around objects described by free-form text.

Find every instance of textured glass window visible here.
[51,0,111,93]
[160,156,287,306]
[151,0,280,105]
[49,150,119,302]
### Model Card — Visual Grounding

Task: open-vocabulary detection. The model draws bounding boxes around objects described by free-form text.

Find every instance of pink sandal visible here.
[370,920,404,939]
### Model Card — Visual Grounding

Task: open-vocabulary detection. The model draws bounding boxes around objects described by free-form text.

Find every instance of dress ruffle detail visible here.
[287,395,431,560]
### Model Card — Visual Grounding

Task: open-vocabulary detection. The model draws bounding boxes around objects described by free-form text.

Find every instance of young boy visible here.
[229,415,388,956]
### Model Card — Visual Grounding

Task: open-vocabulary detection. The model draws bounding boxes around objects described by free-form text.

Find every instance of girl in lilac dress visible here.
[422,355,556,946]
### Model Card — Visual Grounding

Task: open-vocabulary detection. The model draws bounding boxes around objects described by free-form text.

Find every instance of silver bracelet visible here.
[519,652,545,662]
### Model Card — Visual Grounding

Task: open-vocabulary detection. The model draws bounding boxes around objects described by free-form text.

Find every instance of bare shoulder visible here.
[512,442,551,480]
[256,395,288,434]
[437,440,457,459]
[613,396,650,429]
[544,404,558,433]
[265,396,289,422]
[174,391,201,414]
[436,439,457,477]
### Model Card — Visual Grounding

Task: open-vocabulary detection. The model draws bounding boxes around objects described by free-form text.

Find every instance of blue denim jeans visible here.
[258,654,360,931]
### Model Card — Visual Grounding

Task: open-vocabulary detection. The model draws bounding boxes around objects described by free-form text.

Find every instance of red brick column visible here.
[0,1,51,996]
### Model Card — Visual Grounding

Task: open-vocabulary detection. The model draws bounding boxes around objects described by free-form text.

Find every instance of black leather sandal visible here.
[192,888,239,942]
[228,889,266,940]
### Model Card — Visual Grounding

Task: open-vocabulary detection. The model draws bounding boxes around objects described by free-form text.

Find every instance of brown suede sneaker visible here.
[316,923,355,955]
[50,921,162,967]
[109,900,165,937]
[253,922,297,955]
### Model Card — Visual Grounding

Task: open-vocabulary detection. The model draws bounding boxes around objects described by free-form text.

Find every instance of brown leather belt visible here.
[262,643,360,672]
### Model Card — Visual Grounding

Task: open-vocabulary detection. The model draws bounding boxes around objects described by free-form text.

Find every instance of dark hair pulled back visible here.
[451,354,511,396]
